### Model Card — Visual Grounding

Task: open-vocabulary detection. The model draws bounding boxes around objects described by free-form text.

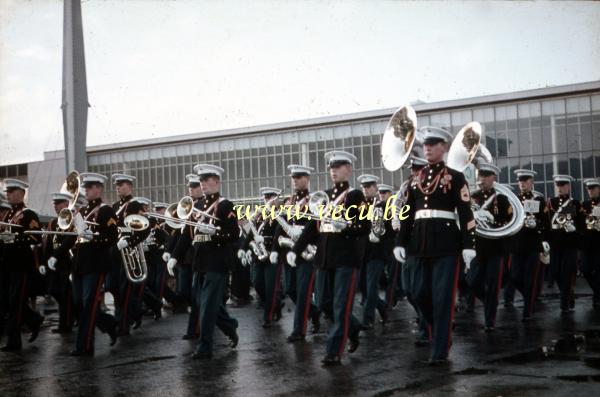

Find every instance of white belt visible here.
[193,235,212,243]
[319,223,341,233]
[415,209,457,220]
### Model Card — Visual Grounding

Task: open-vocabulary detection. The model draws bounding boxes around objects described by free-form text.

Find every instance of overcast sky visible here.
[1,0,599,166]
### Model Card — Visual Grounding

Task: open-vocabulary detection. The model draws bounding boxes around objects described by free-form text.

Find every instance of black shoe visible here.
[70,349,93,357]
[132,318,142,330]
[311,312,321,333]
[361,323,373,331]
[262,321,272,328]
[414,338,430,347]
[182,334,198,340]
[108,325,118,346]
[427,358,449,366]
[228,332,239,349]
[153,307,162,321]
[172,304,189,314]
[28,316,44,343]
[191,351,212,360]
[1,345,21,352]
[321,354,341,366]
[286,334,305,343]
[484,326,495,333]
[348,333,360,353]
[379,309,389,324]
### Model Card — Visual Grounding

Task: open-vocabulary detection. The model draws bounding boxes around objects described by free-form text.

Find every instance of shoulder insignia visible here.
[467,219,476,230]
[107,218,117,227]
[460,184,470,202]
[228,211,236,219]
[29,219,39,229]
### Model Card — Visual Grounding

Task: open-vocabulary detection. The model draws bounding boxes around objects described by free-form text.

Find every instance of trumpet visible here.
[119,214,150,283]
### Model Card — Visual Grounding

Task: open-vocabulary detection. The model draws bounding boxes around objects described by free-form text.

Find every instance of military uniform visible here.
[292,150,370,365]
[547,175,585,312]
[580,178,600,307]
[396,128,476,362]
[0,181,45,351]
[109,191,132,333]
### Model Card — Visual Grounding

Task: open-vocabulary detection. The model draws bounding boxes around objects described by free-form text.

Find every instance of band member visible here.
[580,178,600,308]
[291,150,370,366]
[0,179,44,351]
[109,173,137,335]
[547,174,584,313]
[379,182,402,310]
[467,162,511,332]
[510,169,549,321]
[169,164,240,359]
[0,193,12,340]
[69,173,119,356]
[242,187,283,328]
[165,173,207,338]
[272,164,320,342]
[395,127,476,365]
[357,174,389,329]
[39,192,77,333]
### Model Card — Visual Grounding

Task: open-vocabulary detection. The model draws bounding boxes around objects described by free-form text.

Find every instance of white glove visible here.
[117,237,129,250]
[254,235,264,244]
[369,232,380,244]
[391,216,401,231]
[565,223,576,233]
[286,251,297,267]
[167,258,178,276]
[462,249,476,273]
[48,256,58,271]
[269,251,279,265]
[287,227,302,241]
[69,273,72,282]
[79,229,94,241]
[540,252,550,265]
[196,223,217,235]
[393,246,406,263]
[474,210,494,226]
[39,265,46,275]
[237,249,245,260]
[245,250,253,266]
[542,241,550,254]
[162,252,171,262]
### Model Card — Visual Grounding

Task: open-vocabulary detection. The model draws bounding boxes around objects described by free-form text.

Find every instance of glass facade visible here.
[88,91,600,204]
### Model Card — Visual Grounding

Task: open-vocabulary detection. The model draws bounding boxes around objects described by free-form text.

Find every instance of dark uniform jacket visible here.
[172,193,239,273]
[121,200,152,247]
[72,198,119,274]
[396,161,476,258]
[546,195,584,251]
[1,203,42,272]
[471,188,512,259]
[44,217,77,274]
[365,196,395,262]
[143,221,169,265]
[272,189,311,256]
[511,190,549,254]
[293,181,371,269]
[581,197,600,252]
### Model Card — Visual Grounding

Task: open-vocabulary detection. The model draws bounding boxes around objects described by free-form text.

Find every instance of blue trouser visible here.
[325,267,361,357]
[117,268,143,332]
[502,256,515,304]
[550,248,578,310]
[72,273,116,353]
[291,258,318,336]
[186,271,204,336]
[195,272,238,354]
[315,269,332,318]
[402,259,430,340]
[580,248,600,305]
[105,259,121,323]
[362,259,387,325]
[176,264,194,306]
[385,256,404,308]
[410,255,460,360]
[253,260,266,305]
[284,263,297,304]
[48,271,74,331]
[510,252,542,318]
[4,272,43,348]
[467,256,503,328]
[257,261,283,323]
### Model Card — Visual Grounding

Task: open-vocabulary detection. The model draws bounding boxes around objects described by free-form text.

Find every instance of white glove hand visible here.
[39,265,46,275]
[565,223,576,233]
[269,251,279,265]
[462,249,476,273]
[117,237,129,250]
[286,251,297,268]
[48,257,58,271]
[69,273,73,282]
[393,246,406,263]
[79,229,94,241]
[391,216,401,231]
[474,210,494,226]
[540,252,550,265]
[542,241,550,254]
[237,249,245,260]
[254,235,264,244]
[245,250,253,266]
[162,252,171,262]
[287,227,302,241]
[167,258,178,276]
[369,232,380,244]
[196,223,217,235]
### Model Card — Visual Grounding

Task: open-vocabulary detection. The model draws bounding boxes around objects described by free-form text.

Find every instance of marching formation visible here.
[0,105,599,366]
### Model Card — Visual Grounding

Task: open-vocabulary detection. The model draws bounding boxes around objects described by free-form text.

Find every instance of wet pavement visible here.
[1,280,600,396]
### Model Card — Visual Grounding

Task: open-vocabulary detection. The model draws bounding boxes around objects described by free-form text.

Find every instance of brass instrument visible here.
[273,213,317,261]
[381,105,418,171]
[369,197,386,243]
[301,191,352,229]
[240,196,277,262]
[447,122,525,239]
[586,213,600,231]
[147,197,220,234]
[119,214,150,283]
[550,199,576,232]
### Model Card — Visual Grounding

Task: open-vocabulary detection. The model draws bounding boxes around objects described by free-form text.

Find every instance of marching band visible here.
[0,105,599,367]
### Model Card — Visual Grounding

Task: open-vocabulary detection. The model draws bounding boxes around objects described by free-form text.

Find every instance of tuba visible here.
[447,122,525,239]
[381,105,418,171]
[119,214,150,283]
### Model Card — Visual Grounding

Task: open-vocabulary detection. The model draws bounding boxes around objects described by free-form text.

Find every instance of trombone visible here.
[147,196,220,231]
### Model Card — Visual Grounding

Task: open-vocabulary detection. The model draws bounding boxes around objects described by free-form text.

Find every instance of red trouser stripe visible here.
[338,269,357,357]
[301,270,316,335]
[447,258,460,353]
[86,274,105,351]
